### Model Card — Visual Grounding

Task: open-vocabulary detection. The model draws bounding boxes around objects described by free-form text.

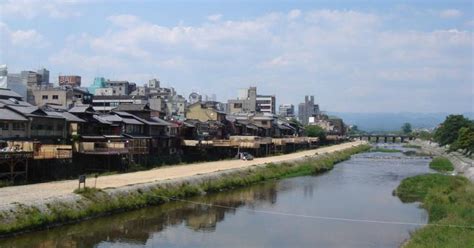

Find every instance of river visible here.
[0,145,433,248]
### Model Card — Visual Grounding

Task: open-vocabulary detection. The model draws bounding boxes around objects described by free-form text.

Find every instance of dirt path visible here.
[0,141,365,209]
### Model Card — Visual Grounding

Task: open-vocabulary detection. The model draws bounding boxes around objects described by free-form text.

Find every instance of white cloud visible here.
[49,9,473,112]
[207,14,222,22]
[107,14,144,28]
[0,22,45,47]
[439,9,462,19]
[288,9,301,20]
[0,0,81,19]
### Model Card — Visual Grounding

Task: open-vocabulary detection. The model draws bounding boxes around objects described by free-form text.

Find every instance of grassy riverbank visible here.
[395,174,474,247]
[0,144,370,236]
[429,157,454,172]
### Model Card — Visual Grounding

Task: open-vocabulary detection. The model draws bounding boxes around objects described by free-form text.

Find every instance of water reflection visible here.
[0,182,280,248]
[0,144,432,248]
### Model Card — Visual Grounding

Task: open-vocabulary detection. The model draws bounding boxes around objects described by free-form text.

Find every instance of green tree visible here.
[401,123,412,134]
[434,115,473,146]
[304,125,326,139]
[450,125,474,154]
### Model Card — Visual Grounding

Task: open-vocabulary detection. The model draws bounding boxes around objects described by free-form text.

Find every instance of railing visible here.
[30,130,63,137]
[33,145,73,159]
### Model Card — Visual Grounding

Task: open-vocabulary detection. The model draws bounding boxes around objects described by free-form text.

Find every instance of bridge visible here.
[349,134,414,143]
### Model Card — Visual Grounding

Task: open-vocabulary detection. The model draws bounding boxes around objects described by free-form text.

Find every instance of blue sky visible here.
[0,0,472,113]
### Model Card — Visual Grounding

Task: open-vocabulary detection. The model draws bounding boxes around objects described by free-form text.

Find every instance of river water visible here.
[0,145,433,248]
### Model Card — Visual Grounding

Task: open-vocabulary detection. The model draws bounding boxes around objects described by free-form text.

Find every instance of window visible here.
[56,124,64,131]
[12,123,25,131]
[0,122,8,130]
[262,121,268,125]
[52,95,59,100]
[42,95,48,100]
[234,103,242,108]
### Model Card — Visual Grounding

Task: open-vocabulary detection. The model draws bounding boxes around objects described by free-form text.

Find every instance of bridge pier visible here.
[401,137,405,143]
[392,137,396,143]
[384,137,388,143]
[376,136,380,143]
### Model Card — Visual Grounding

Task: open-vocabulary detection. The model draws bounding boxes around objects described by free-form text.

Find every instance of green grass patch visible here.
[403,144,422,149]
[0,144,370,236]
[429,157,454,172]
[371,147,402,153]
[395,174,474,247]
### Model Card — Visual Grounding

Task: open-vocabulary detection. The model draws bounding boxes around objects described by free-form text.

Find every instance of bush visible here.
[395,174,474,247]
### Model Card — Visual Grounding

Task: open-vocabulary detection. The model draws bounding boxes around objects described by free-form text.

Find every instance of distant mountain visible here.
[329,112,474,132]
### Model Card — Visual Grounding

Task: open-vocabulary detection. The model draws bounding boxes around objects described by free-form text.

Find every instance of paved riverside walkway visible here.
[0,141,365,209]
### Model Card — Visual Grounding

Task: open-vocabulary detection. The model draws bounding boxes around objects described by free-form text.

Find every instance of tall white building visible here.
[0,65,27,100]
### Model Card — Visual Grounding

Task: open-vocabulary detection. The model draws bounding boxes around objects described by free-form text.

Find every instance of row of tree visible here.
[433,115,474,155]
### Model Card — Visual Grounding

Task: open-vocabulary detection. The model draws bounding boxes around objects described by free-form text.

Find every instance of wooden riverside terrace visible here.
[0,151,33,182]
[182,136,320,149]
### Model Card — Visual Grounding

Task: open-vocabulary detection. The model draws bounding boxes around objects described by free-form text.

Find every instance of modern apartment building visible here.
[298,96,320,125]
[279,104,295,117]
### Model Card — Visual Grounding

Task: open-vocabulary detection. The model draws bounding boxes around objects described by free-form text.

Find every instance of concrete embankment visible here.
[410,140,474,182]
[0,141,369,236]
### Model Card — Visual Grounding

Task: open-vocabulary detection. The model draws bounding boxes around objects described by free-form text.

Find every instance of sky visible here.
[0,0,473,113]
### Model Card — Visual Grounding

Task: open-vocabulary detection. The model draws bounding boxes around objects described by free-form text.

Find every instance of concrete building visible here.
[104,80,131,96]
[279,104,295,117]
[186,102,226,122]
[228,87,276,115]
[37,68,49,85]
[165,94,186,119]
[308,114,346,136]
[59,75,81,87]
[298,96,320,125]
[0,65,27,101]
[148,78,160,88]
[32,86,93,109]
[256,94,276,114]
[92,95,147,112]
[227,87,257,114]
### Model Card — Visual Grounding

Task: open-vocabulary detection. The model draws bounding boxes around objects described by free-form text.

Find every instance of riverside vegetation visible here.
[429,157,454,172]
[395,174,474,247]
[0,144,370,236]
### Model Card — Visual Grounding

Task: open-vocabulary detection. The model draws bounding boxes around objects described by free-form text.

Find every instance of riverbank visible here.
[410,140,474,182]
[0,142,369,236]
[395,174,474,247]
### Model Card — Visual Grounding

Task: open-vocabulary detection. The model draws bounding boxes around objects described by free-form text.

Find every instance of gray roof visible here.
[46,111,86,123]
[121,117,143,125]
[0,108,28,121]
[7,105,41,115]
[100,114,143,125]
[69,105,94,113]
[150,117,173,126]
[93,115,113,125]
[0,88,22,99]
[113,104,149,111]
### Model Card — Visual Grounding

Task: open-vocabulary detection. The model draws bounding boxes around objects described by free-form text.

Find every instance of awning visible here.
[81,135,106,140]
